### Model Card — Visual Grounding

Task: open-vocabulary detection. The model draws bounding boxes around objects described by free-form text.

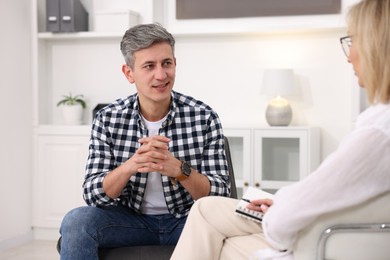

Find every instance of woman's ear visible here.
[122,64,135,84]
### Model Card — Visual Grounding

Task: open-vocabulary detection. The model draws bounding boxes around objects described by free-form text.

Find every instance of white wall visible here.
[173,29,355,158]
[0,0,33,249]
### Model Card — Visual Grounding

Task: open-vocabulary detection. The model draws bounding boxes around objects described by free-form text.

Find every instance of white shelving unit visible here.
[31,0,158,127]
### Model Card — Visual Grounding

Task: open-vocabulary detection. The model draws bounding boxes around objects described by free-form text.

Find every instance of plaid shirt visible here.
[83,91,230,218]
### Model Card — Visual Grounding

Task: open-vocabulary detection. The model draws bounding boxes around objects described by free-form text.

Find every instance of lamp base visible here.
[265,97,292,126]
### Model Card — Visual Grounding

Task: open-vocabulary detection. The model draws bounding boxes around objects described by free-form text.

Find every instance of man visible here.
[59,23,230,259]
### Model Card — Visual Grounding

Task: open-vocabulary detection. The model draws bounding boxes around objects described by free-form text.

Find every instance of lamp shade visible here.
[261,69,295,126]
[261,69,294,96]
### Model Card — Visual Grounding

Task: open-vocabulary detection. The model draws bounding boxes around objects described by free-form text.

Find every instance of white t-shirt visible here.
[262,103,390,252]
[139,114,170,215]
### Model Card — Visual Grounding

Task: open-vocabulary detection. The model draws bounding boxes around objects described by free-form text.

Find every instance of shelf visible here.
[38,31,123,40]
[34,33,129,126]
[35,125,91,135]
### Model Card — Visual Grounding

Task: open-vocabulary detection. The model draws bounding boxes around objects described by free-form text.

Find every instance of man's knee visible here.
[61,206,98,233]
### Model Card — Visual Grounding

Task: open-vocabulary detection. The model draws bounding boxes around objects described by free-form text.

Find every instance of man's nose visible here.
[155,65,167,80]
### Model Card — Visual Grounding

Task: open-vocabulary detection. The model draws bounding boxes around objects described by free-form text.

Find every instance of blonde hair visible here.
[347,0,390,104]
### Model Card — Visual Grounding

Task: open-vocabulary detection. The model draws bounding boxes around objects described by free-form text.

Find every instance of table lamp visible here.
[261,69,294,126]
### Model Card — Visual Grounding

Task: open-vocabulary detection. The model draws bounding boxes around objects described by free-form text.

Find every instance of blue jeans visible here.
[59,205,187,260]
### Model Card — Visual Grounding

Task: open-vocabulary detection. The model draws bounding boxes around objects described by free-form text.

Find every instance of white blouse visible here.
[262,103,390,253]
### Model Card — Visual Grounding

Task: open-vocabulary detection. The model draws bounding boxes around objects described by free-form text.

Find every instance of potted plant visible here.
[57,93,87,125]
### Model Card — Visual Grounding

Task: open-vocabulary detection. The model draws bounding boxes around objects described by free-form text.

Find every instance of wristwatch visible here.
[176,160,191,182]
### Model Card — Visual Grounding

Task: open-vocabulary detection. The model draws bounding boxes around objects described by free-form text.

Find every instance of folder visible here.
[46,0,88,33]
[46,0,60,32]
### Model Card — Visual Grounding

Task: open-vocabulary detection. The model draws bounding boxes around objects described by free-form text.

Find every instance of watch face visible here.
[181,161,191,176]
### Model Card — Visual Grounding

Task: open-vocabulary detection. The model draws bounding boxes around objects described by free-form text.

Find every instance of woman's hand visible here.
[246,198,273,213]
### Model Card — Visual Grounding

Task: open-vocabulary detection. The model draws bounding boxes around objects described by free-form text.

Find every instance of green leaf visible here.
[56,93,86,108]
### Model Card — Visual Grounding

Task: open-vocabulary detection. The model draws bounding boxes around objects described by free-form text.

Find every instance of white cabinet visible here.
[33,126,90,234]
[225,127,320,197]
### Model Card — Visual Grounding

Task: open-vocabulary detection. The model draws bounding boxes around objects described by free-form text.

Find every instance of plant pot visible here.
[62,105,83,125]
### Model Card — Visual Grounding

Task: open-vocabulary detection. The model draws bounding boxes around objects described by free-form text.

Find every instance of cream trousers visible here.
[171,196,272,260]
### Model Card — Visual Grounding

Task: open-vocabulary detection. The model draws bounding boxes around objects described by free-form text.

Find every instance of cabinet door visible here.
[33,135,89,228]
[224,129,251,198]
[254,127,319,193]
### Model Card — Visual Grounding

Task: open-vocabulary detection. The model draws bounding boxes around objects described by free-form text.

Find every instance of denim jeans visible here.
[59,205,187,260]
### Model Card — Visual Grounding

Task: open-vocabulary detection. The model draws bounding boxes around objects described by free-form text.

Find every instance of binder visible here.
[46,0,88,33]
[46,0,60,32]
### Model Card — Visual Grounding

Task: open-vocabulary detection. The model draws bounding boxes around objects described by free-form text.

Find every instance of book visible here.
[235,186,274,223]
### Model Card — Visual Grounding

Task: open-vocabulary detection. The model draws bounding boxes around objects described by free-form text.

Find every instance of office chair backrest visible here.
[224,136,238,199]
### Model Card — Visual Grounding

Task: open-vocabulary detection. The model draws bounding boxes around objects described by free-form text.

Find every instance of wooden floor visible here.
[0,240,59,260]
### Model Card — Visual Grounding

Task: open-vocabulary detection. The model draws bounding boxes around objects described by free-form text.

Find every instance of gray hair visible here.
[120,23,175,69]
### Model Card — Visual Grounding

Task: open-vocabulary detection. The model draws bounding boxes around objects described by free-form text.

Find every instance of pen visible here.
[242,198,264,208]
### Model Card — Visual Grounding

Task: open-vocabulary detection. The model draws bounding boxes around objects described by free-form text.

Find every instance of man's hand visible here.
[136,135,182,178]
[104,134,210,200]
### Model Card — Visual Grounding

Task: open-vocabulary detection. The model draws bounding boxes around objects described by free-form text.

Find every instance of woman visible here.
[170,0,390,259]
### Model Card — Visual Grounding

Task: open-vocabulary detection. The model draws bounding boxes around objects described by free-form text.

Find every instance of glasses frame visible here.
[340,36,352,57]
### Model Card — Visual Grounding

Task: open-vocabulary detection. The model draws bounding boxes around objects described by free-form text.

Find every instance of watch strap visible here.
[177,160,191,182]
[176,172,189,182]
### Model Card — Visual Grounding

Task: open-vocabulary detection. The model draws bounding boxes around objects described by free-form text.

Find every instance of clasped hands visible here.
[128,135,180,178]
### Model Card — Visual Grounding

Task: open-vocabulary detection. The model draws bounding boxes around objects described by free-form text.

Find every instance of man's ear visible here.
[122,64,135,84]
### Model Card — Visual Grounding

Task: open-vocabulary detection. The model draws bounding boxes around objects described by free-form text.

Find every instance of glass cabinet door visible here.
[224,128,251,198]
[254,127,319,193]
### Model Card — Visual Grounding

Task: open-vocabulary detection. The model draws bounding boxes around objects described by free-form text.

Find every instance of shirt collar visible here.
[133,91,177,129]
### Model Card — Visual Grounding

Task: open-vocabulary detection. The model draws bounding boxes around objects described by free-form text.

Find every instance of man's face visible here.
[123,42,176,108]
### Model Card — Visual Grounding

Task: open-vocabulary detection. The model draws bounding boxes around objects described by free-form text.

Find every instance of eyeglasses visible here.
[340,36,352,57]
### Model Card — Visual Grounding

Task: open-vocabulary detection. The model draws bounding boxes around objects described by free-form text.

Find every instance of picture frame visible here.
[176,0,341,20]
[164,0,360,35]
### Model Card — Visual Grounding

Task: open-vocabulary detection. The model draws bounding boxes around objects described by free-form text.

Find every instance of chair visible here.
[57,136,237,260]
[217,191,390,260]
[294,191,390,260]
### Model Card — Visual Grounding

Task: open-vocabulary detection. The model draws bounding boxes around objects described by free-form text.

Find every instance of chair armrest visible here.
[317,223,390,260]
[293,191,390,260]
